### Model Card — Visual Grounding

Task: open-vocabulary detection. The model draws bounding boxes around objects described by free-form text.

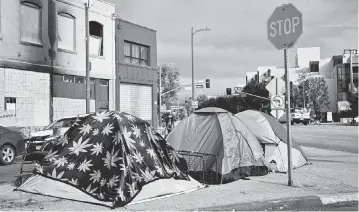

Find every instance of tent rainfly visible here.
[235,110,309,173]
[16,111,203,208]
[166,107,269,184]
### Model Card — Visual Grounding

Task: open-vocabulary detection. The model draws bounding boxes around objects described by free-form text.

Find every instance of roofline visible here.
[97,0,115,7]
[115,16,157,32]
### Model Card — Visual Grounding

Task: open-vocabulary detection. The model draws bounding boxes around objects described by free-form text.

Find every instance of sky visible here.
[107,0,358,96]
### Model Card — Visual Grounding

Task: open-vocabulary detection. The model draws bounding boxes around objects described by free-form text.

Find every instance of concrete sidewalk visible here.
[0,146,357,211]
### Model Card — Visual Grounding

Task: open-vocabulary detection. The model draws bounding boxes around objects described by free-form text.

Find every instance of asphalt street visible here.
[290,125,358,154]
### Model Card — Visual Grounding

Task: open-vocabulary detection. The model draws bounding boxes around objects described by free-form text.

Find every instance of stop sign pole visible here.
[267,3,302,186]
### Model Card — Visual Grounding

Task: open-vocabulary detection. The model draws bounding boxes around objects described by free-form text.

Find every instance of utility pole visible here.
[191,27,210,104]
[158,66,162,127]
[191,27,195,101]
[84,0,91,114]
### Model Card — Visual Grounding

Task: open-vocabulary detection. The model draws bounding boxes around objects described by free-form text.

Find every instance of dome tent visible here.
[235,110,309,172]
[166,107,269,184]
[16,111,203,208]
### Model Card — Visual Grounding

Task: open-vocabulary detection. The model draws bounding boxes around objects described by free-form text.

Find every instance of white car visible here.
[29,114,88,150]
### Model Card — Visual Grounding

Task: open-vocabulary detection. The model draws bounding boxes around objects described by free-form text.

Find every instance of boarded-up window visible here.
[58,13,75,51]
[89,21,103,56]
[20,2,42,45]
[5,97,16,111]
[120,84,152,122]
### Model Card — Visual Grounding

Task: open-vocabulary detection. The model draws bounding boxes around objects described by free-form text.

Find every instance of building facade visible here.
[247,47,358,120]
[0,0,116,127]
[115,18,158,127]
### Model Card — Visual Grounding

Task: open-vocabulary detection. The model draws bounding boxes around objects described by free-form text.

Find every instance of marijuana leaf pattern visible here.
[69,137,92,156]
[102,148,122,170]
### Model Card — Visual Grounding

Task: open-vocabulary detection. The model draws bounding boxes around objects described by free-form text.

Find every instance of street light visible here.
[191,27,211,102]
[343,49,358,92]
[83,0,92,113]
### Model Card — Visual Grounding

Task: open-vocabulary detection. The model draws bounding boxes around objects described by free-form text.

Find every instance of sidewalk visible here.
[0,146,357,211]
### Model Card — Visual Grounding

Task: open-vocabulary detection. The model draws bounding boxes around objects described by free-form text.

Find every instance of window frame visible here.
[89,21,104,57]
[57,12,76,53]
[124,41,150,66]
[310,61,319,73]
[99,79,109,86]
[4,97,16,111]
[19,1,43,47]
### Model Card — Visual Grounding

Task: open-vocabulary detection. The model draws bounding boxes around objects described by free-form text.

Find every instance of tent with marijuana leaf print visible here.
[16,111,203,208]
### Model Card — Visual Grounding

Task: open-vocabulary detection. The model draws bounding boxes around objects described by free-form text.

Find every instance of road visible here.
[290,125,358,154]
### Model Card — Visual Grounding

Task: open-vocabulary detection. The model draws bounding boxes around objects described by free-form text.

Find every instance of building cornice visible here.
[115,17,157,32]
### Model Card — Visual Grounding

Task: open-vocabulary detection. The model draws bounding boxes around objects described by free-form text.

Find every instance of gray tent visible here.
[236,110,308,172]
[167,107,268,184]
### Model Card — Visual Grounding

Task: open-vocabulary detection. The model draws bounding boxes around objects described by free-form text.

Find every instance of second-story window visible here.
[20,1,42,45]
[124,41,149,66]
[58,13,76,52]
[89,21,103,56]
[310,61,319,72]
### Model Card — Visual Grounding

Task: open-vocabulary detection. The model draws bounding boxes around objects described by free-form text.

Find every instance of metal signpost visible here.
[266,76,286,119]
[267,3,303,186]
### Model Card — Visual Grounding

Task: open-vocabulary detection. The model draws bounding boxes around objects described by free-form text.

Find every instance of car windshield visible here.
[45,118,76,130]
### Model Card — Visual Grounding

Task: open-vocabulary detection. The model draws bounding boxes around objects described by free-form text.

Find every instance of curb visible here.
[192,193,358,211]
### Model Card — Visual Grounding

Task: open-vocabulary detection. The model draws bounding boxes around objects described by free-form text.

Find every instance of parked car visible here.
[29,114,89,150]
[0,126,25,165]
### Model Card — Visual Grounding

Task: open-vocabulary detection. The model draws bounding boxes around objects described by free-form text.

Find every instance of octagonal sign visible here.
[267,3,303,50]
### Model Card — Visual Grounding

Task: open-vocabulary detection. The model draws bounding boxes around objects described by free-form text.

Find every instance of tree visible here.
[198,95,248,114]
[196,94,208,106]
[242,79,270,111]
[158,64,181,111]
[295,72,310,108]
[306,77,330,119]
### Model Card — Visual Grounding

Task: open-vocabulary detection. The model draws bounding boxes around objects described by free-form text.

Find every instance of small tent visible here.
[166,107,268,184]
[16,111,203,208]
[235,110,309,172]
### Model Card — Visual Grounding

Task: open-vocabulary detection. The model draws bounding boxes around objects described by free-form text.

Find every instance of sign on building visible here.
[233,87,243,95]
[191,101,198,109]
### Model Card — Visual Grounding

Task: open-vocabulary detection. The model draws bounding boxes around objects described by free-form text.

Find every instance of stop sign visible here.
[267,4,302,50]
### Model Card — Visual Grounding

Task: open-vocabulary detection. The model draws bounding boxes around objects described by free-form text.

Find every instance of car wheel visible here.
[0,145,16,165]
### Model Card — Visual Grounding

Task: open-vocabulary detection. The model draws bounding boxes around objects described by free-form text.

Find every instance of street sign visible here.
[233,87,243,95]
[266,76,286,95]
[195,84,204,89]
[267,3,303,50]
[191,101,198,109]
[271,95,285,110]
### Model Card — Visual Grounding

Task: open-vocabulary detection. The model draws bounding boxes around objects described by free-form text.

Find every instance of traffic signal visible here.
[205,79,210,88]
[226,88,232,95]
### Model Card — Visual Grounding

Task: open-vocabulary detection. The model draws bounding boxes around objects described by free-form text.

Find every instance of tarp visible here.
[167,107,268,184]
[17,111,203,208]
[235,110,308,172]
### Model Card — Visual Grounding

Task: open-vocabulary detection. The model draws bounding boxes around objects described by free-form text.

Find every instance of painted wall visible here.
[0,0,116,125]
[296,47,321,68]
[0,68,49,127]
[0,0,115,80]
[53,97,95,121]
[115,18,158,127]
